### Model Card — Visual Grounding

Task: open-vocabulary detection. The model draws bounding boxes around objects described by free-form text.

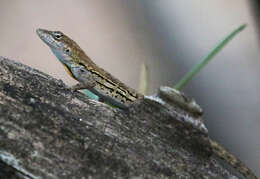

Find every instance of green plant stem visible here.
[174,24,247,90]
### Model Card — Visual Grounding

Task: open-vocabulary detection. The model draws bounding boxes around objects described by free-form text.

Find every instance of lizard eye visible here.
[53,31,62,40]
[65,48,70,53]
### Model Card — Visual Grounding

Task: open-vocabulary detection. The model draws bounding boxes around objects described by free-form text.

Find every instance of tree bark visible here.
[0,56,249,178]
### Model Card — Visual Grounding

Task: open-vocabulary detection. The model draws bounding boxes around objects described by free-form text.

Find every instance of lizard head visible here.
[37,28,96,80]
[36,28,85,67]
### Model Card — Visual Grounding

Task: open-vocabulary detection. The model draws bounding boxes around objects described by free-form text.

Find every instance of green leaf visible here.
[174,24,247,90]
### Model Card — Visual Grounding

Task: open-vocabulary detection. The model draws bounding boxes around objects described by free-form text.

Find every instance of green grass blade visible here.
[174,24,247,90]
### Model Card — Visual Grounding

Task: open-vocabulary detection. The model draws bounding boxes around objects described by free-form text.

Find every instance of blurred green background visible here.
[0,0,259,177]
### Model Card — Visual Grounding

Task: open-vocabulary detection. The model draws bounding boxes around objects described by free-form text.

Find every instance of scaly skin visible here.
[36,28,143,109]
[36,29,257,178]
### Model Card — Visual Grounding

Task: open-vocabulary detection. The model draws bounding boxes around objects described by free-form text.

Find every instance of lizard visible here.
[36,28,143,110]
[36,28,257,178]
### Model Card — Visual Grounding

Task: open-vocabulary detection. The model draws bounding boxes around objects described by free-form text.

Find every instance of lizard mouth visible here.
[36,29,48,41]
[36,28,57,49]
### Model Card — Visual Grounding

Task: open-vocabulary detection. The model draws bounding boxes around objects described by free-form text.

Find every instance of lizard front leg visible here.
[70,66,96,91]
[70,66,108,103]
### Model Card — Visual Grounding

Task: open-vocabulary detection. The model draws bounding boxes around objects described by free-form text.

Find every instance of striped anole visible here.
[36,28,257,178]
[36,28,143,109]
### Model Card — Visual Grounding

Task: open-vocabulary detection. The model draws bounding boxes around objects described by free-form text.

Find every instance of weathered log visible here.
[0,56,253,178]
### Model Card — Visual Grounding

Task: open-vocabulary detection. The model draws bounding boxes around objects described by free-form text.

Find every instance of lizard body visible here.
[36,28,143,109]
[36,29,257,178]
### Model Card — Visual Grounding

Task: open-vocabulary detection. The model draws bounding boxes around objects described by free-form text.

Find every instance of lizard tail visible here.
[210,140,257,179]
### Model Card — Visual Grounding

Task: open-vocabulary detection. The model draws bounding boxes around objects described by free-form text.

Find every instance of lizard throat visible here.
[62,63,77,80]
[50,48,78,80]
